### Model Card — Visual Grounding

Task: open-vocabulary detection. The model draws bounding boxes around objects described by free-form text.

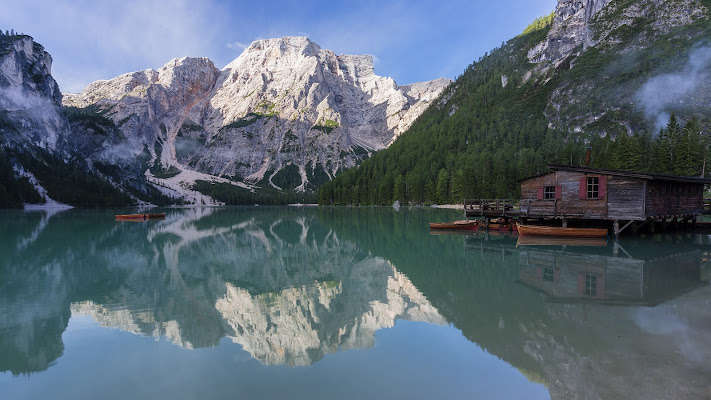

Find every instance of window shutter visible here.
[555,185,562,200]
[579,177,587,199]
[537,187,544,200]
[599,176,607,199]
[577,273,585,295]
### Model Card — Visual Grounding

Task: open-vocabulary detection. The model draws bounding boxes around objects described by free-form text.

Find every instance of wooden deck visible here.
[463,199,521,218]
[464,198,706,237]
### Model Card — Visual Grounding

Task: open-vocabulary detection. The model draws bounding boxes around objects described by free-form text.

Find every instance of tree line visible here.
[317,15,710,206]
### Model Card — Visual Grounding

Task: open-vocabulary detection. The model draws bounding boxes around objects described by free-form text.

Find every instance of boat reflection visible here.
[516,235,608,247]
[2,207,710,400]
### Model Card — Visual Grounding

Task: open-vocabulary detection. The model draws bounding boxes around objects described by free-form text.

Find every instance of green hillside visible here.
[319,2,711,205]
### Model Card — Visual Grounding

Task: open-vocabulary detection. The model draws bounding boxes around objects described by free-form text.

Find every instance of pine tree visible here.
[677,116,703,176]
[652,125,672,173]
[435,168,449,204]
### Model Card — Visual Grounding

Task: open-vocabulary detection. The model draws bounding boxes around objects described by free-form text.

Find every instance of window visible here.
[585,274,597,296]
[587,177,599,199]
[544,186,556,200]
[543,267,555,282]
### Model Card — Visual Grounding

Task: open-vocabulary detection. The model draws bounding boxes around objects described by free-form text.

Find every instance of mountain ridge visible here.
[319,0,711,205]
[0,34,449,206]
[62,36,450,202]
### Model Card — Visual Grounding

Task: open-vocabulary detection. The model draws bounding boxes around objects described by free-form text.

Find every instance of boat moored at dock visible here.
[517,224,608,238]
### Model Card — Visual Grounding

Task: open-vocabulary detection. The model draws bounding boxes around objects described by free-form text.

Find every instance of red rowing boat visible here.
[115,213,166,221]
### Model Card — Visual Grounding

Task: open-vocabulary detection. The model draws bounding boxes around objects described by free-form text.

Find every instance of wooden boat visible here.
[429,220,479,230]
[115,212,166,221]
[517,224,608,238]
[485,219,514,231]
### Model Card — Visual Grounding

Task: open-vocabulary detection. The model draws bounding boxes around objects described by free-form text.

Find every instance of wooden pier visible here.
[464,165,711,237]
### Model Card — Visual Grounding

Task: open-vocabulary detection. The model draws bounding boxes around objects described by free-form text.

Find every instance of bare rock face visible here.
[528,0,708,68]
[528,0,612,66]
[0,36,68,150]
[64,37,450,195]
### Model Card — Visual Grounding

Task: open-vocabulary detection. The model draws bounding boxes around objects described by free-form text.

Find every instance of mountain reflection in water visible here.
[0,207,444,372]
[1,207,710,400]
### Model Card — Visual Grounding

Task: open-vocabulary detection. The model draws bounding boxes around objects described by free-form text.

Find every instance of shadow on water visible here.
[1,206,710,399]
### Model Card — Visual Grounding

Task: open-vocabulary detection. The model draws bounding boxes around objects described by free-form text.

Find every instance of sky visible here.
[1,0,557,93]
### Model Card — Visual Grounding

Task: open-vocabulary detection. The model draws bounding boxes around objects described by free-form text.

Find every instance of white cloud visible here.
[0,0,229,92]
[227,41,249,51]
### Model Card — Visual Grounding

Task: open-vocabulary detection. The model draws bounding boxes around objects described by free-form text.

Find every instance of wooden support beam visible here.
[616,220,635,236]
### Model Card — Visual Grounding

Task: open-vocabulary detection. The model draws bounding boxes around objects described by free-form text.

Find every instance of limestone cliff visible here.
[63,37,450,197]
[0,35,67,150]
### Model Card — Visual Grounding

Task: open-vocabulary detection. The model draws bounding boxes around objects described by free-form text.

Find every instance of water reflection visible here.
[1,207,710,399]
[0,207,444,374]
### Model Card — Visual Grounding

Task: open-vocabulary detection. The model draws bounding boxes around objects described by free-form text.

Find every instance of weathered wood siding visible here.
[556,171,607,217]
[521,171,608,217]
[520,174,555,199]
[520,169,707,219]
[607,178,645,219]
[645,181,704,217]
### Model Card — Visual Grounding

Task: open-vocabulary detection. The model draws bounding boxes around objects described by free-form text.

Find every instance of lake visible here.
[1,207,710,399]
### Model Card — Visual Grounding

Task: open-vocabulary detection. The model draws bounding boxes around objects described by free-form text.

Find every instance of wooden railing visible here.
[464,199,560,218]
[464,199,517,216]
[704,199,711,214]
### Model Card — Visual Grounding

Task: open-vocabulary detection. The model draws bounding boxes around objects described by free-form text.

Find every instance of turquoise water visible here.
[1,207,710,399]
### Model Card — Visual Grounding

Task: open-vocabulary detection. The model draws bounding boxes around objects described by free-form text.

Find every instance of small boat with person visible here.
[517,224,608,238]
[115,212,166,221]
[429,220,479,230]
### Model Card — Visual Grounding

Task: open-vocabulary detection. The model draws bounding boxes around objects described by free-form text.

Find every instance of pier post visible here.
[562,218,568,228]
[613,220,620,237]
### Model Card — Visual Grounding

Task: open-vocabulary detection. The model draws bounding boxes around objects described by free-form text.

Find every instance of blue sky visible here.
[1,0,557,93]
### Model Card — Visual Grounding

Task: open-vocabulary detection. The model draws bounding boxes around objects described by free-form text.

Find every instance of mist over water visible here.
[636,45,711,130]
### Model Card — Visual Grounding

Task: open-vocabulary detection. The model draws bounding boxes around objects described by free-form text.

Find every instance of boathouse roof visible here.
[518,164,711,184]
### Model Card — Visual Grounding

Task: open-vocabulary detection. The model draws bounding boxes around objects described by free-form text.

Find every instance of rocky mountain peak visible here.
[1,36,61,105]
[0,35,67,150]
[528,0,612,65]
[61,36,449,201]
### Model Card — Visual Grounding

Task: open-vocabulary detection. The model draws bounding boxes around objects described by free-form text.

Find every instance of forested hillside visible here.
[319,1,711,205]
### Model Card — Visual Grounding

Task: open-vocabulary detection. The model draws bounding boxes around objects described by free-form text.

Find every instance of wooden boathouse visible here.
[465,164,711,236]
